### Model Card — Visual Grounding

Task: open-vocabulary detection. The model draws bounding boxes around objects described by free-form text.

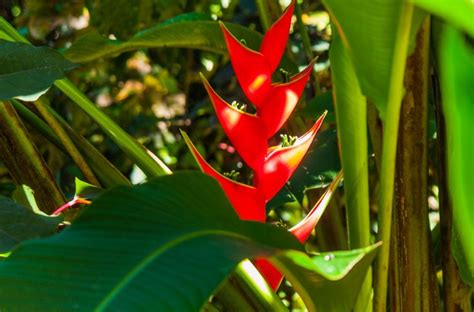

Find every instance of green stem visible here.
[255,0,272,31]
[294,0,320,94]
[54,79,171,177]
[214,260,287,311]
[373,4,414,312]
[0,101,65,213]
[35,98,101,186]
[11,100,130,188]
[0,17,171,178]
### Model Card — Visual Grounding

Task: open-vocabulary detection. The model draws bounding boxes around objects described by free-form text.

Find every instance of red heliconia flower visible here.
[182,0,332,292]
[201,74,267,171]
[254,113,326,201]
[259,64,313,138]
[220,1,307,110]
[181,130,266,222]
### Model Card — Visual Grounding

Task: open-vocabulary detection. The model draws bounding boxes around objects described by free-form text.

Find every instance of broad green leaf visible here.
[322,0,424,119]
[0,40,76,101]
[0,172,302,310]
[0,172,378,311]
[274,243,380,312]
[65,21,262,63]
[329,31,372,309]
[440,27,474,286]
[410,0,474,37]
[0,196,61,253]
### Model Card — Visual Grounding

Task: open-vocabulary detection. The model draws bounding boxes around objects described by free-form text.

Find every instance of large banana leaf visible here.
[440,27,474,286]
[410,0,474,37]
[0,172,378,311]
[322,0,424,119]
[329,30,372,310]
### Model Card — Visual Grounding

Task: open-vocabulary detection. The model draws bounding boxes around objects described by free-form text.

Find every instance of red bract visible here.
[183,0,329,290]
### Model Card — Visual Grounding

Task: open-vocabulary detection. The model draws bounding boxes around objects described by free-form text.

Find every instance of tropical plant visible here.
[0,0,472,310]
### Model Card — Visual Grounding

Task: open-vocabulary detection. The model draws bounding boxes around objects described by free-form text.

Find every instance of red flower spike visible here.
[254,171,343,290]
[181,130,266,222]
[201,74,267,170]
[255,112,326,201]
[259,0,295,73]
[258,63,313,138]
[290,171,343,242]
[220,23,272,106]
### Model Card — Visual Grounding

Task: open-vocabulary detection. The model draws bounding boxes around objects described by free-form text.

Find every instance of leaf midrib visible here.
[95,229,255,310]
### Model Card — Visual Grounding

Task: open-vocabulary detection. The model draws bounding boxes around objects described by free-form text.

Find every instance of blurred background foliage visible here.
[0,0,337,207]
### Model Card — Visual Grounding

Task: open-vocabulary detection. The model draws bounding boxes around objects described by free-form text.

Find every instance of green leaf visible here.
[322,0,424,119]
[0,196,61,253]
[330,30,372,309]
[440,27,474,286]
[0,172,379,311]
[12,184,40,214]
[0,40,76,101]
[65,16,297,71]
[65,21,262,63]
[0,172,302,310]
[274,243,380,312]
[410,0,474,37]
[74,177,103,199]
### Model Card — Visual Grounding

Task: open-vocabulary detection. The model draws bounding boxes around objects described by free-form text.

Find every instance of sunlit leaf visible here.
[440,27,474,286]
[322,0,424,119]
[410,0,474,37]
[274,243,381,312]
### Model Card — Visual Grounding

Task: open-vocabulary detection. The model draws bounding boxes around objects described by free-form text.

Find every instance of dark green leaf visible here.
[0,40,76,101]
[65,18,296,71]
[0,196,61,253]
[0,172,380,311]
[0,172,302,310]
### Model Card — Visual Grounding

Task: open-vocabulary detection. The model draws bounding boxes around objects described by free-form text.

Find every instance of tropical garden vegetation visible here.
[0,0,472,310]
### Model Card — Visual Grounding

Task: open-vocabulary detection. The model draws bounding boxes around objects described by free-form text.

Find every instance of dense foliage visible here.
[0,0,472,310]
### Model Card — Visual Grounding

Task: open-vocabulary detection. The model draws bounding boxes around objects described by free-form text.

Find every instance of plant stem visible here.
[373,4,414,311]
[294,0,320,95]
[54,79,172,177]
[0,101,65,213]
[35,98,101,186]
[255,0,271,31]
[388,17,440,311]
[12,100,130,188]
[214,260,287,311]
